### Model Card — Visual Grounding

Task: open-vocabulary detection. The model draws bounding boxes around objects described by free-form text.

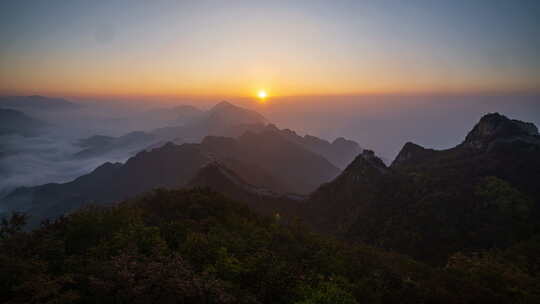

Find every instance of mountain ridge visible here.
[1,129,338,225]
[304,113,540,263]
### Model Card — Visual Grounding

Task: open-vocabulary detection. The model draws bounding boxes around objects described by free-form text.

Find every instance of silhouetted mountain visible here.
[202,131,340,194]
[0,108,48,136]
[391,142,437,167]
[461,112,540,150]
[206,156,294,194]
[207,101,268,125]
[305,113,540,263]
[77,101,358,169]
[151,101,268,141]
[75,101,269,159]
[188,162,303,218]
[306,150,390,234]
[2,130,338,225]
[262,124,362,168]
[2,143,209,224]
[0,95,80,110]
[3,112,540,303]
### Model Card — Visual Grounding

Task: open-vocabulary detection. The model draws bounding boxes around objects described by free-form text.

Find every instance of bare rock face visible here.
[462,113,540,150]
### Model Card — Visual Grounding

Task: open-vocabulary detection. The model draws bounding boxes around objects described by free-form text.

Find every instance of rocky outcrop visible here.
[345,149,389,176]
[462,113,540,150]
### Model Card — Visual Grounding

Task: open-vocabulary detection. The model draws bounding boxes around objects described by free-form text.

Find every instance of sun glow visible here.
[257,90,268,100]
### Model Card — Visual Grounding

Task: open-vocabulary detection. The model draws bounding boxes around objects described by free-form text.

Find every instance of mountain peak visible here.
[331,137,361,150]
[344,149,388,176]
[210,101,235,111]
[392,142,436,167]
[190,161,245,186]
[463,113,539,149]
[189,161,279,197]
[207,101,268,126]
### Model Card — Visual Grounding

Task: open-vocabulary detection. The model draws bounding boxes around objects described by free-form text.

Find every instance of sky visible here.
[1,0,539,99]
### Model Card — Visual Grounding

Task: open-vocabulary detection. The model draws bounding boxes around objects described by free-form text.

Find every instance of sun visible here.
[257,90,268,100]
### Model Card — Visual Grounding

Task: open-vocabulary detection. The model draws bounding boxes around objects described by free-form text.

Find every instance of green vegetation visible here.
[1,188,539,303]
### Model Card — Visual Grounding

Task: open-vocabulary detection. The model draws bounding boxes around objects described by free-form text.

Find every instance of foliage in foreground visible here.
[1,188,539,303]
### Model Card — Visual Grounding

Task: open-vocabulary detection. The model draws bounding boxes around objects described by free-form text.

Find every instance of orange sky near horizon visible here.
[1,1,539,100]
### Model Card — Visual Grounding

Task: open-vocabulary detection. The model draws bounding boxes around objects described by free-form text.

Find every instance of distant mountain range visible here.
[0,95,80,110]
[261,124,362,169]
[149,101,270,141]
[0,99,361,222]
[74,101,361,169]
[1,126,340,225]
[2,105,540,304]
[7,96,538,268]
[72,101,270,160]
[0,108,48,137]
[2,87,540,304]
